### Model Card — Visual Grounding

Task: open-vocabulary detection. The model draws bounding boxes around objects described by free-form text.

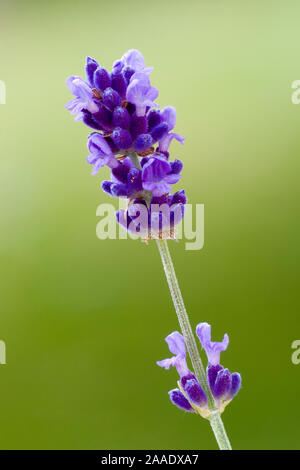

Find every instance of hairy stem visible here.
[156,239,232,450]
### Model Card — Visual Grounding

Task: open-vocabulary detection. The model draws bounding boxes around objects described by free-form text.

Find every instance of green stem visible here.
[129,152,141,169]
[209,412,232,450]
[156,239,232,450]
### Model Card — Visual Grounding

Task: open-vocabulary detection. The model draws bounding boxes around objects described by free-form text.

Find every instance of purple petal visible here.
[164,173,181,185]
[111,72,127,99]
[156,357,176,370]
[160,106,177,131]
[134,133,153,152]
[159,132,185,153]
[91,159,105,175]
[111,127,132,150]
[196,322,229,366]
[113,106,131,129]
[150,122,169,141]
[126,75,158,116]
[213,368,232,400]
[181,376,207,408]
[86,154,99,165]
[228,372,241,399]
[66,76,99,115]
[121,49,153,75]
[165,331,185,356]
[207,364,223,392]
[157,331,189,377]
[112,60,124,74]
[94,67,111,91]
[142,155,171,183]
[168,389,194,412]
[146,181,172,196]
[87,133,118,172]
[102,87,122,111]
[101,181,114,195]
[169,159,183,175]
[147,110,162,130]
[122,66,135,84]
[131,115,147,140]
[85,57,99,86]
[88,132,113,157]
[169,190,187,205]
[92,105,113,132]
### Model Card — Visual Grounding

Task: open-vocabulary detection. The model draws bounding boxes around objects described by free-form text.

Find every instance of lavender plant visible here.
[66,49,241,450]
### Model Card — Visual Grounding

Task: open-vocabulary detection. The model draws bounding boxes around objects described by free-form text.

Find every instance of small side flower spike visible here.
[157,323,241,418]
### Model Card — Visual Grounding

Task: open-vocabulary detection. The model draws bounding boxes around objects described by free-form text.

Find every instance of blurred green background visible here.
[0,0,299,450]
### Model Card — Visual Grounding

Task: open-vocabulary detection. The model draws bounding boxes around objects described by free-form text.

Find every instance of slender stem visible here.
[209,412,232,450]
[156,239,232,450]
[129,152,141,169]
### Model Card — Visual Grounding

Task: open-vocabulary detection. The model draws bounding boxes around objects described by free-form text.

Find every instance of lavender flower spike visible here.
[157,331,189,377]
[196,322,229,366]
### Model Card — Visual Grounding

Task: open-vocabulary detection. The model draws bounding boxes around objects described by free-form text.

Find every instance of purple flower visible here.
[102,157,143,198]
[196,322,241,411]
[65,76,99,117]
[87,133,119,175]
[157,332,208,415]
[168,389,194,412]
[207,364,241,409]
[121,49,153,76]
[158,106,185,153]
[85,57,99,86]
[196,322,229,366]
[126,74,159,117]
[141,155,182,196]
[157,331,189,377]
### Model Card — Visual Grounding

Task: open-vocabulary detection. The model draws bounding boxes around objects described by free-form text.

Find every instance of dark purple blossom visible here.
[168,389,194,412]
[181,373,208,408]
